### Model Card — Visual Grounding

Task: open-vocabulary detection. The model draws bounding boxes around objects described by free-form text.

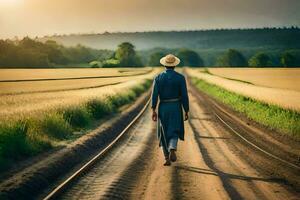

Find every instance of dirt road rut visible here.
[54,91,299,200]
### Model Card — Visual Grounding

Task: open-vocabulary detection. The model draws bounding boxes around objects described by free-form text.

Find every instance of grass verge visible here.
[0,79,152,171]
[191,77,300,137]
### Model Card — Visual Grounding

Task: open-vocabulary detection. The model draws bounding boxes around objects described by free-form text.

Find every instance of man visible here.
[151,54,189,166]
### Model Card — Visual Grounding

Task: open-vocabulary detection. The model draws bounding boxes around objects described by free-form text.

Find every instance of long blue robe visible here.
[151,69,189,146]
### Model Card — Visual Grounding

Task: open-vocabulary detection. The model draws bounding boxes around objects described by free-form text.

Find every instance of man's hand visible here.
[184,112,189,121]
[152,110,157,121]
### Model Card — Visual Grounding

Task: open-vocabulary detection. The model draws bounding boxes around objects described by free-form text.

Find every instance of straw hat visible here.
[160,54,180,67]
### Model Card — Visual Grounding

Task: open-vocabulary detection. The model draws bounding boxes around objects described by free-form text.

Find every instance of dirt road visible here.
[52,87,299,200]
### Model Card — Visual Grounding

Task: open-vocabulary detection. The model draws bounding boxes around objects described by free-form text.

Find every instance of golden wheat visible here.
[0,67,151,81]
[0,68,160,121]
[186,68,300,112]
[207,68,300,91]
[0,67,153,94]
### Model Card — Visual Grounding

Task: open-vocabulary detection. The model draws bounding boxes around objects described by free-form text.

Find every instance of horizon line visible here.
[2,25,299,40]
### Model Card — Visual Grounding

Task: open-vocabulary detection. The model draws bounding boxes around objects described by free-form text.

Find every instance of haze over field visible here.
[38,29,300,50]
[1,0,300,39]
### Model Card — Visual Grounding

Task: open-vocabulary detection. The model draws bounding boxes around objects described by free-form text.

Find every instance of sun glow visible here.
[0,0,22,6]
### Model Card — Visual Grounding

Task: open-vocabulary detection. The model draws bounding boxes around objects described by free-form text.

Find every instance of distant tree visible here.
[11,37,51,67]
[216,49,248,67]
[248,52,273,67]
[102,59,120,68]
[148,52,165,66]
[0,40,16,66]
[0,37,104,68]
[89,60,102,68]
[115,42,143,67]
[280,50,300,67]
[95,50,114,62]
[19,37,43,49]
[177,49,204,67]
[63,44,95,63]
[19,50,50,67]
[44,40,68,64]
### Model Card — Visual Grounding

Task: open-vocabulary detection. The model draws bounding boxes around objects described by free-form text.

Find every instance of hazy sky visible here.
[0,0,299,39]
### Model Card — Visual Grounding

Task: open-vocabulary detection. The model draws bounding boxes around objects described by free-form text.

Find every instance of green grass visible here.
[86,99,116,119]
[192,77,300,137]
[0,79,152,171]
[0,121,31,158]
[42,113,73,140]
[108,93,132,107]
[62,105,92,128]
[0,120,50,170]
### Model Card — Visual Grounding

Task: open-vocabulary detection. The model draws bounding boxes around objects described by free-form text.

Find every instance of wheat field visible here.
[0,68,151,81]
[186,68,300,112]
[206,68,300,92]
[0,67,159,165]
[0,68,160,121]
[0,67,153,94]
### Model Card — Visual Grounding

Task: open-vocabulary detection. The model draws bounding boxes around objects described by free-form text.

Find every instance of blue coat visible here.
[151,69,189,143]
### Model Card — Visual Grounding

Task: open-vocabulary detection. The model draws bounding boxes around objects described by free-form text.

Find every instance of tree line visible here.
[0,37,112,68]
[100,42,143,67]
[41,27,300,50]
[214,49,300,67]
[146,48,300,67]
[0,38,299,68]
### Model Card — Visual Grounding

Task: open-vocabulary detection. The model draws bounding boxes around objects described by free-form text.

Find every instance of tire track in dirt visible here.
[56,106,156,200]
[186,91,298,200]
[130,91,298,200]
[187,76,300,189]
[171,121,230,200]
[48,85,299,200]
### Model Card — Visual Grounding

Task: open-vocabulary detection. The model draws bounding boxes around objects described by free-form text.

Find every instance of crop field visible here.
[0,67,159,121]
[0,68,151,81]
[0,67,160,169]
[205,68,300,91]
[187,68,300,112]
[0,67,153,94]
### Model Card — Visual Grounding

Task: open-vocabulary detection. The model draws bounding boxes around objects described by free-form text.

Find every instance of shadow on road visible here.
[175,165,284,183]
[187,120,285,200]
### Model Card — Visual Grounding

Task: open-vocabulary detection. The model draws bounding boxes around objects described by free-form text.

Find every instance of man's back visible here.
[152,69,189,113]
[155,69,184,99]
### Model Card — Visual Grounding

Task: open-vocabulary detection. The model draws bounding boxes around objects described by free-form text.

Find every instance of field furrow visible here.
[0,68,152,81]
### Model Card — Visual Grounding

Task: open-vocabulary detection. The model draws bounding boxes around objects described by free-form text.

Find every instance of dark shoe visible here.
[170,149,177,162]
[164,159,171,166]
